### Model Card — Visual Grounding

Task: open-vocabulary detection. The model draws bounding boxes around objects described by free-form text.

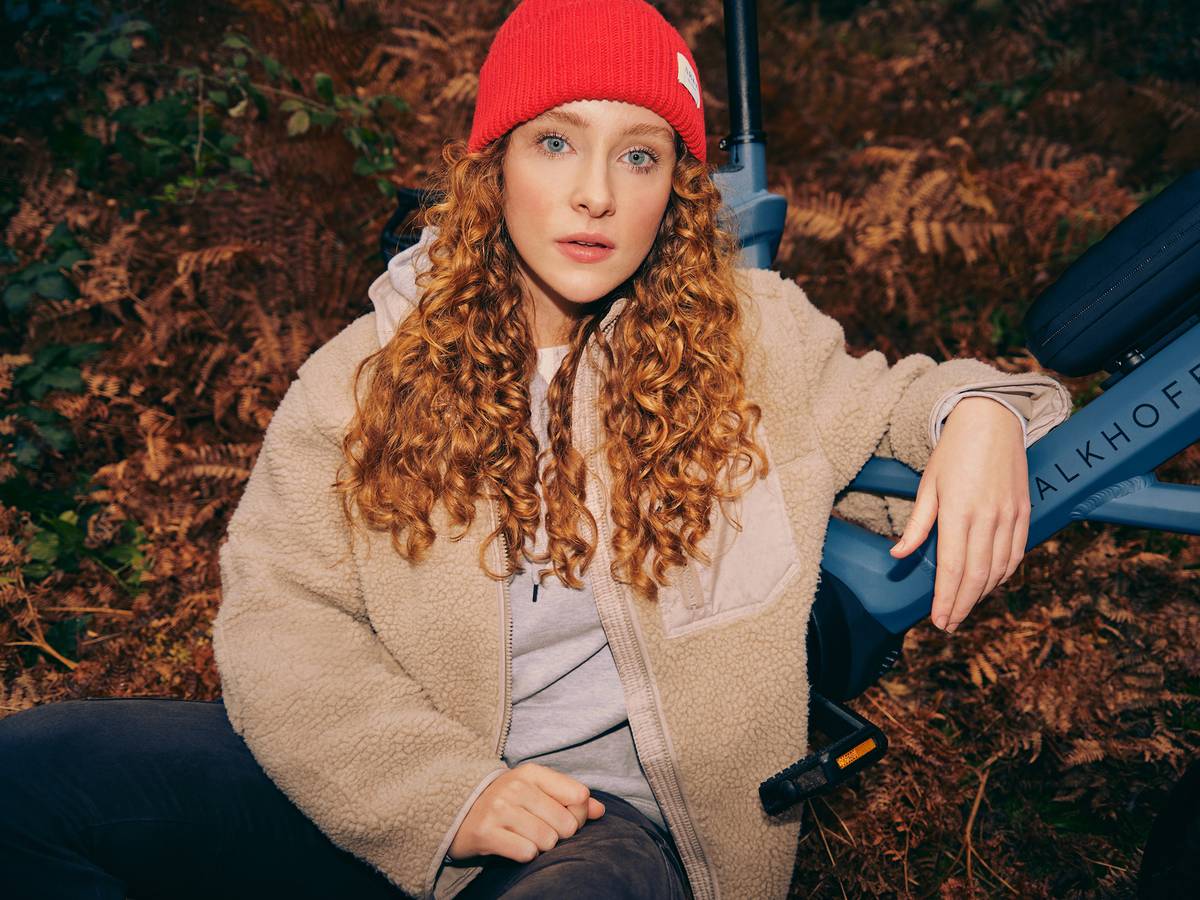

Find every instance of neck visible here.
[515,257,593,349]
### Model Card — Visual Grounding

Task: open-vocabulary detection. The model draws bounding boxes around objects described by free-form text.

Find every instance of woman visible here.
[0,1,1073,898]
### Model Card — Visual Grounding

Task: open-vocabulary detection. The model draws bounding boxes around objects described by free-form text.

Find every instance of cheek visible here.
[625,180,672,246]
[503,168,554,239]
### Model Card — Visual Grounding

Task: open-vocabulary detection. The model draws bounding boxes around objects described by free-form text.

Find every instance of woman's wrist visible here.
[945,395,1025,434]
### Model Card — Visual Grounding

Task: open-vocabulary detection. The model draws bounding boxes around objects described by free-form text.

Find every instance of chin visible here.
[547,268,625,305]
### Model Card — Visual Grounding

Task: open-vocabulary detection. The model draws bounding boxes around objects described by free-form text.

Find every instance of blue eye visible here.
[534,131,661,174]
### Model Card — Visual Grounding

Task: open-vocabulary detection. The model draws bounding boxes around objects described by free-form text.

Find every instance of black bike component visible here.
[720,0,767,151]
[1022,169,1200,379]
[379,187,444,264]
[806,567,905,703]
[759,692,888,814]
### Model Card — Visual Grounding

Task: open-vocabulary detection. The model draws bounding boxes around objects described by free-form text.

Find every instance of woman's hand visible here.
[448,762,605,863]
[889,396,1030,633]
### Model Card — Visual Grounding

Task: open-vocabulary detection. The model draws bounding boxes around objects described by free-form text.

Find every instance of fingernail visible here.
[933,614,947,630]
[947,622,958,634]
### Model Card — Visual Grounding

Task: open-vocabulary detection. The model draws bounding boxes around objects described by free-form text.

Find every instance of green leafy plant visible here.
[5,343,106,466]
[5,3,410,208]
[2,222,89,315]
[215,31,409,197]
[20,503,149,591]
[112,77,256,204]
[0,0,105,129]
[0,219,147,605]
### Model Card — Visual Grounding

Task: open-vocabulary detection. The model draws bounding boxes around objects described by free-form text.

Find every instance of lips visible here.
[555,239,615,264]
[558,232,615,249]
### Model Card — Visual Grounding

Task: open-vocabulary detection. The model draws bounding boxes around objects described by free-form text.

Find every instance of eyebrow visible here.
[535,109,675,144]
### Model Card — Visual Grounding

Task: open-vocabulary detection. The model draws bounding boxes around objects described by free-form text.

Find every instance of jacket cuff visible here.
[931,391,1029,447]
[426,766,509,899]
[927,375,1072,452]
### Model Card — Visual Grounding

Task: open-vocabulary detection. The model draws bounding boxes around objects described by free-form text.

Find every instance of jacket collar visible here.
[598,295,631,336]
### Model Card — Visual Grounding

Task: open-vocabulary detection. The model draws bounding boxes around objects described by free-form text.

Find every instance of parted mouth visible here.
[557,232,615,249]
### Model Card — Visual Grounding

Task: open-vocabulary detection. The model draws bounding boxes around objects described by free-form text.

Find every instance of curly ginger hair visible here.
[334,131,769,602]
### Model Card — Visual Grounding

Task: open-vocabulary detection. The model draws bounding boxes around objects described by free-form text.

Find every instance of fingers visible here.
[1004,502,1030,582]
[519,782,586,841]
[455,765,602,865]
[944,516,994,633]
[565,800,588,829]
[891,475,938,559]
[487,827,542,864]
[527,763,590,808]
[517,763,598,837]
[935,510,996,633]
[931,507,966,630]
[565,797,607,824]
[504,803,568,856]
[983,512,1013,597]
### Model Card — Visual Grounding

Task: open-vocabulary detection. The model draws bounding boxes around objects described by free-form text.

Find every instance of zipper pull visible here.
[679,561,703,611]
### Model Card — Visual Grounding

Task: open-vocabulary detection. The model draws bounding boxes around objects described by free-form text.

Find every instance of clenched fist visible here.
[448,762,606,863]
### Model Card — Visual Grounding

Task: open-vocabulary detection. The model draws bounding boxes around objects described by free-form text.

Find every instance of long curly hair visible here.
[334,130,769,602]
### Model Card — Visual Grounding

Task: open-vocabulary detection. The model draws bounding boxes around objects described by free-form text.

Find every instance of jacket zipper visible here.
[491,499,514,760]
[587,489,716,900]
[578,319,717,900]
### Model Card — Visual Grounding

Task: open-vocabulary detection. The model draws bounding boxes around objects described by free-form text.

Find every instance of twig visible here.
[7,595,78,669]
[41,606,134,617]
[250,81,332,110]
[970,846,1019,894]
[817,795,858,848]
[809,800,849,900]
[964,755,998,892]
[5,640,77,670]
[864,690,914,737]
[1081,855,1129,874]
[80,633,123,647]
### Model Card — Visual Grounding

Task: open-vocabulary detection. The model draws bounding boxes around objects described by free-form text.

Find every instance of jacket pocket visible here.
[659,423,803,639]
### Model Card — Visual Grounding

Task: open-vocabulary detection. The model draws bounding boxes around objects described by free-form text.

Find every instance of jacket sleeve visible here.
[211,377,507,900]
[773,275,1073,537]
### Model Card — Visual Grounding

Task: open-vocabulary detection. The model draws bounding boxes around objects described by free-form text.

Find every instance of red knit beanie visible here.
[469,0,707,163]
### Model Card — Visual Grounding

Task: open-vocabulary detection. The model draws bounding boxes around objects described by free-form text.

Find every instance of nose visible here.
[571,154,615,218]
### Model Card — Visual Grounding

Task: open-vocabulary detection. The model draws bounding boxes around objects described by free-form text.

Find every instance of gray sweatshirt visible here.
[500,344,666,832]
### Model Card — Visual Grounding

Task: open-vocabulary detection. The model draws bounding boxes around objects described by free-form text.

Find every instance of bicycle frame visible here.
[836,318,1200,626]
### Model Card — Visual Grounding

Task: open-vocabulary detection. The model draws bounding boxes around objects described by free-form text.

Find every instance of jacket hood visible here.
[368,224,439,348]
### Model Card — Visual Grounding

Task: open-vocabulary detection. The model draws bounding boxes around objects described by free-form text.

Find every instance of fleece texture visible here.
[211,255,1073,900]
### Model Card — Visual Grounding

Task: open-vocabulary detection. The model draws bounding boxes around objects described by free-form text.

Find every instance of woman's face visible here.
[501,99,677,345]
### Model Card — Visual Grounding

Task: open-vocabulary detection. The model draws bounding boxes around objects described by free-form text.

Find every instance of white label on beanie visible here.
[677,51,700,108]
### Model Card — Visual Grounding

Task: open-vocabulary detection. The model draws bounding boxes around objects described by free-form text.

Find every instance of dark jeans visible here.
[0,697,692,900]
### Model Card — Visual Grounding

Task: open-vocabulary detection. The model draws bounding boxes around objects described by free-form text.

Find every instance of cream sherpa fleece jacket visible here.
[212,258,1072,899]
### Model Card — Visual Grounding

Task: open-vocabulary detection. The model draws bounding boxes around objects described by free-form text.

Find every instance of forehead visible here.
[524,100,675,143]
